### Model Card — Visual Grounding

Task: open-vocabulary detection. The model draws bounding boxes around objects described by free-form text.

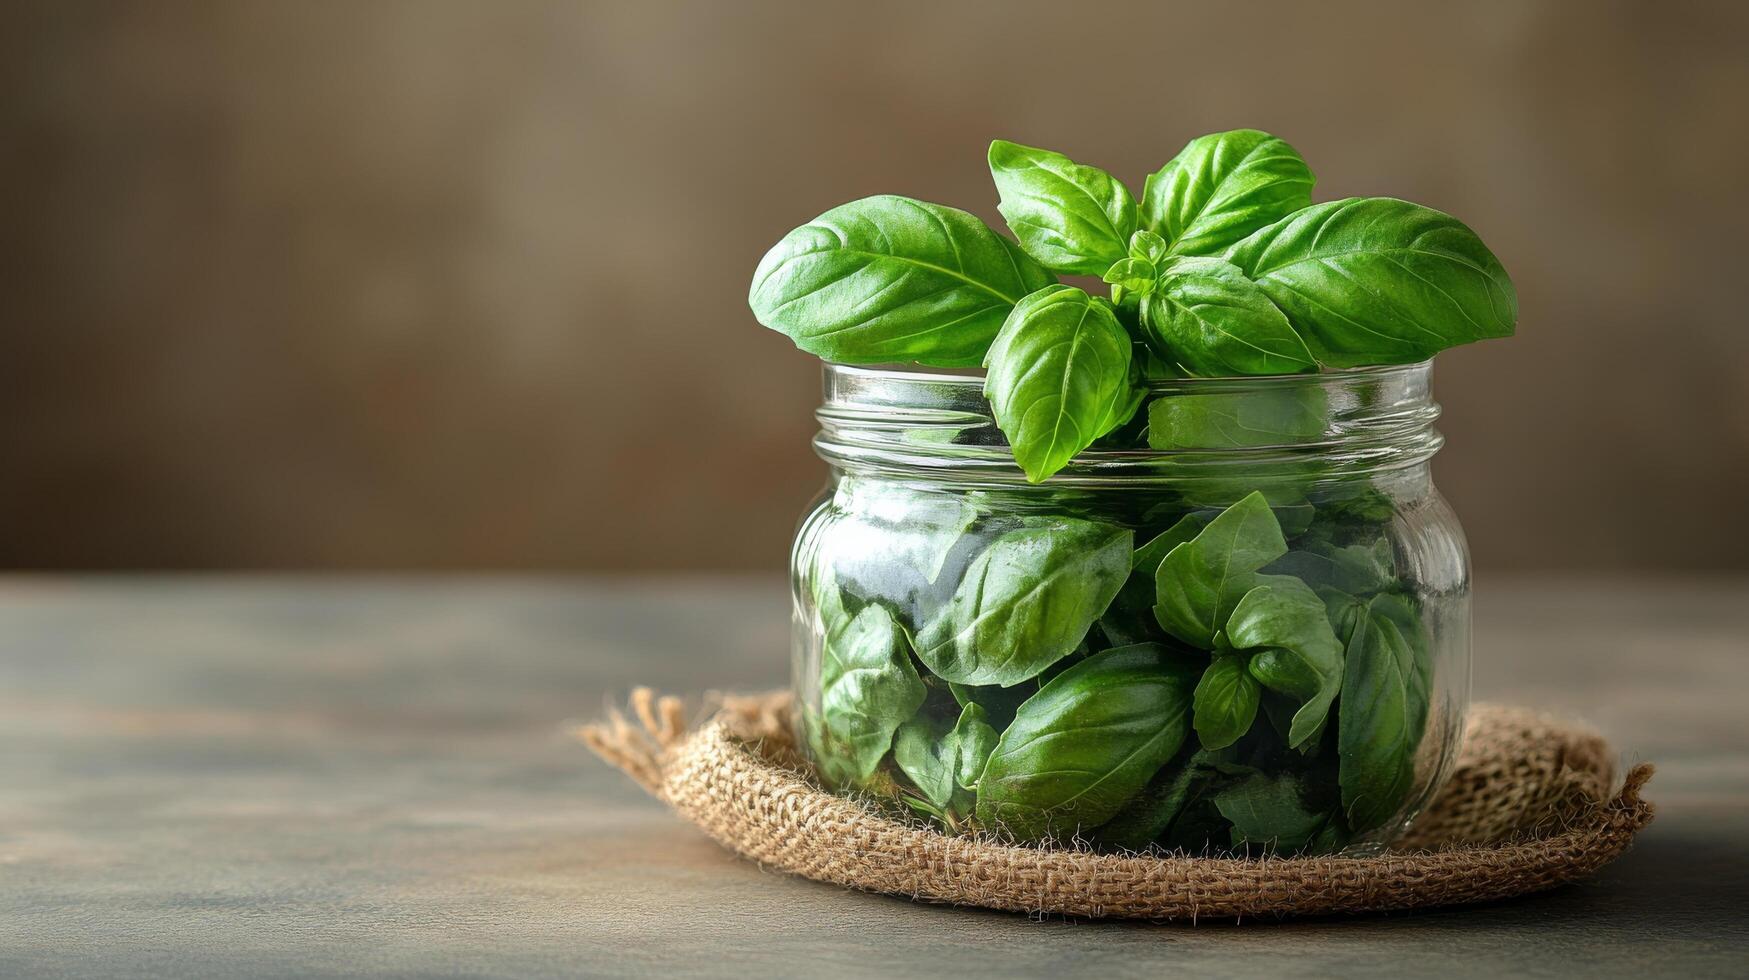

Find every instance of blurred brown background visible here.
[2,0,1746,572]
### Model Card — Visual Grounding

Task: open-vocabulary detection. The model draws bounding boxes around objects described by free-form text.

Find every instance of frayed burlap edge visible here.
[579,689,1654,920]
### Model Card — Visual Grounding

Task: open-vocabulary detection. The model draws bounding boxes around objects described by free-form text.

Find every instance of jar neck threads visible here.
[815,362,1442,488]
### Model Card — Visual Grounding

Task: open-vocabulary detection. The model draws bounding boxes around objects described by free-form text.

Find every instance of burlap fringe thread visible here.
[580,689,1654,920]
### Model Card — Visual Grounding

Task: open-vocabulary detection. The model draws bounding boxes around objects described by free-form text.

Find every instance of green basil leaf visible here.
[818,587,927,782]
[1146,383,1328,451]
[983,286,1140,482]
[1136,343,1191,380]
[975,643,1198,841]
[1365,592,1433,755]
[749,194,1055,367]
[1128,229,1170,266]
[1304,817,1351,856]
[1337,595,1422,831]
[1225,197,1518,367]
[951,704,1000,790]
[1136,514,1212,575]
[893,702,1000,811]
[1138,257,1316,377]
[1324,485,1398,526]
[1097,373,1149,441]
[1101,257,1158,295]
[949,637,1091,729]
[916,518,1132,686]
[1140,129,1316,257]
[1227,576,1343,748]
[827,478,979,591]
[1104,510,1212,647]
[1267,537,1395,595]
[1319,585,1368,641]
[1154,491,1288,648]
[1214,770,1330,854]
[1193,653,1262,750]
[988,140,1138,276]
[1095,751,1225,850]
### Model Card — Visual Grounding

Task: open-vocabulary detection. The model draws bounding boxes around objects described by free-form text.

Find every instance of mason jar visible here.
[790,361,1470,856]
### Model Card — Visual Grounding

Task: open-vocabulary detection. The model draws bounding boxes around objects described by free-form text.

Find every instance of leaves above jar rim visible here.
[1139,256,1317,377]
[1225,196,1517,367]
[984,285,1141,483]
[989,140,1137,276]
[1141,129,1316,258]
[749,194,1055,367]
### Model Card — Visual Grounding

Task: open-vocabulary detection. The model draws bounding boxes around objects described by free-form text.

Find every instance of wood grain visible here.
[0,576,1744,978]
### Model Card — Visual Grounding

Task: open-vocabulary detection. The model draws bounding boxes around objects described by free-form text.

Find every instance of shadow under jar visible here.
[790,361,1470,856]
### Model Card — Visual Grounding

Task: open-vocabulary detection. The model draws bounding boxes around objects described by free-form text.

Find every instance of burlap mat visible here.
[580,688,1654,920]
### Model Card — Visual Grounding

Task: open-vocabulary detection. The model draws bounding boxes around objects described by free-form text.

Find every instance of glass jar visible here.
[790,361,1470,856]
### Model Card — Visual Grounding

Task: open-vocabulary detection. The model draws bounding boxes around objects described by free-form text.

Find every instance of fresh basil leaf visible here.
[1102,257,1157,295]
[1267,537,1395,595]
[983,286,1140,482]
[947,639,1089,730]
[1095,751,1225,850]
[826,479,980,596]
[1227,576,1343,749]
[818,598,928,782]
[1319,585,1369,644]
[1128,229,1170,266]
[1193,653,1261,750]
[1304,816,1351,856]
[1337,595,1421,831]
[749,194,1055,367]
[1097,370,1149,440]
[975,643,1198,841]
[1099,513,1211,647]
[1153,491,1288,648]
[798,701,859,788]
[1147,384,1328,451]
[915,518,1132,686]
[1140,129,1316,257]
[950,704,1000,789]
[1136,343,1190,380]
[1324,485,1398,526]
[947,680,1027,731]
[1225,197,1517,367]
[1138,257,1316,377]
[893,702,1000,812]
[1136,514,1212,575]
[988,140,1137,276]
[892,712,956,808]
[1366,592,1433,753]
[1214,770,1330,854]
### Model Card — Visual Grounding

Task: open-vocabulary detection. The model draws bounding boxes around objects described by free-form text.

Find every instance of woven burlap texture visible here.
[580,689,1654,920]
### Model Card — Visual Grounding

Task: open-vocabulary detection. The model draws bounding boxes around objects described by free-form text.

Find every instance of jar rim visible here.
[824,359,1433,392]
[814,359,1443,486]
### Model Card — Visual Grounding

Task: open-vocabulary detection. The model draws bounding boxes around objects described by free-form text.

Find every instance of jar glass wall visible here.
[790,362,1470,855]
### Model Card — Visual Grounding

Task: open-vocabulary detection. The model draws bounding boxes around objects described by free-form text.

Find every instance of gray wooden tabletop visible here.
[1,576,1745,979]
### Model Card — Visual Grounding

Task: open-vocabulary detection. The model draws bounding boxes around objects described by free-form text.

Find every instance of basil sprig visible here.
[751,129,1516,481]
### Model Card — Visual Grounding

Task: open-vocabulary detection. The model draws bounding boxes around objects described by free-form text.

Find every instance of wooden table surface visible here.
[1,576,1744,978]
